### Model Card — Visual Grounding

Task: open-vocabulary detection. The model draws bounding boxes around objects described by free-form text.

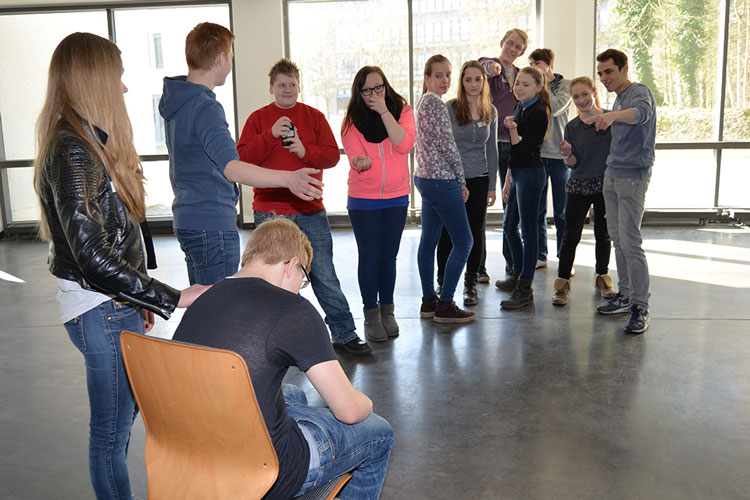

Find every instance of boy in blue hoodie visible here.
[594,49,656,334]
[160,22,322,285]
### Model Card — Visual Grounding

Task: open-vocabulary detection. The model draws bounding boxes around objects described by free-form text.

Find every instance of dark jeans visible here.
[557,191,611,279]
[254,210,357,344]
[415,177,473,302]
[285,385,394,500]
[538,158,569,260]
[175,229,240,285]
[348,206,408,309]
[504,167,546,279]
[437,176,489,283]
[64,300,144,500]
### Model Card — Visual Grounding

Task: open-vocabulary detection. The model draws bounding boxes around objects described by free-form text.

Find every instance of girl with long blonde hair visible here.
[33,32,206,499]
[436,60,498,306]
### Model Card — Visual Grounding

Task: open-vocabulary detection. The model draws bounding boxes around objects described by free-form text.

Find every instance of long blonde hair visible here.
[33,32,145,239]
[419,54,450,105]
[453,60,493,126]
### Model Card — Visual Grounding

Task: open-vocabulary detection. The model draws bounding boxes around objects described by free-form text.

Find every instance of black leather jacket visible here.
[38,123,180,319]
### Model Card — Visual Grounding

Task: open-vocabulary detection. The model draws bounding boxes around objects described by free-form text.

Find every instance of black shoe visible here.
[500,277,534,309]
[477,270,490,283]
[463,284,478,306]
[333,338,373,355]
[496,269,520,291]
[504,262,513,274]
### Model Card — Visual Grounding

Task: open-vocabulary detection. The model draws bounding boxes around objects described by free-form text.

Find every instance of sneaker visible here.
[477,270,490,283]
[434,300,476,323]
[624,304,650,334]
[536,259,548,269]
[420,295,438,318]
[597,292,630,315]
[595,274,616,298]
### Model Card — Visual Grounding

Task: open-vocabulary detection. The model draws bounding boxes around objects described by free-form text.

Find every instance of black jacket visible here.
[509,99,549,169]
[38,123,180,319]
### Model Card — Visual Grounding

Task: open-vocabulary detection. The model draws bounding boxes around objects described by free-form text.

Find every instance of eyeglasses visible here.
[361,84,385,96]
[299,264,311,289]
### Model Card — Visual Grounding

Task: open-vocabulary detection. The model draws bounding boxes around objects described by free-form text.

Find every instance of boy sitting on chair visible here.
[172,218,393,500]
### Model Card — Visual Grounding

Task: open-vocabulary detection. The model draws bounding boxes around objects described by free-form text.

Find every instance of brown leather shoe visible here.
[420,295,438,318]
[433,300,476,323]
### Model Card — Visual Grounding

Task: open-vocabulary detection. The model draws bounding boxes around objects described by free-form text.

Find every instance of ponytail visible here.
[419,54,450,106]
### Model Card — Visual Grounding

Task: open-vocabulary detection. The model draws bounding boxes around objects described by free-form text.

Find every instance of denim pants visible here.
[348,206,408,309]
[284,385,394,500]
[603,175,651,307]
[174,229,240,285]
[64,300,144,500]
[437,176,489,282]
[415,177,473,302]
[538,158,569,260]
[504,167,547,279]
[254,211,357,344]
[557,191,611,279]
[481,141,513,271]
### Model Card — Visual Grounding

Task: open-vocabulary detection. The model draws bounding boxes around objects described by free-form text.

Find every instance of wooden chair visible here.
[120,331,350,500]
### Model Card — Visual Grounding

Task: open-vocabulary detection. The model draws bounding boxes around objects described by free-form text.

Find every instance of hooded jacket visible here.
[159,76,240,231]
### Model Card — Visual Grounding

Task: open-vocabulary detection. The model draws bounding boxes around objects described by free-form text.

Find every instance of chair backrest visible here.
[120,331,279,500]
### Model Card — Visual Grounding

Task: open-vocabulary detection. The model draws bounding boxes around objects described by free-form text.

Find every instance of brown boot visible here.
[595,274,616,298]
[552,278,571,306]
[433,300,476,323]
[420,295,438,318]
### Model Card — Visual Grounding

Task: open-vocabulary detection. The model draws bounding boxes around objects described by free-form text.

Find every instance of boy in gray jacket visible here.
[594,49,656,334]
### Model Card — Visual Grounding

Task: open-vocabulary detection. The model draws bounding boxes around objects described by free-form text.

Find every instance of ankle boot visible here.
[501,277,534,309]
[379,303,399,337]
[363,306,387,342]
[495,268,520,291]
[434,300,476,323]
[463,273,478,306]
[595,273,616,298]
[552,277,571,306]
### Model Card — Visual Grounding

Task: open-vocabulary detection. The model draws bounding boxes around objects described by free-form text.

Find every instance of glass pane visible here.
[413,0,536,103]
[143,160,173,217]
[723,1,750,140]
[595,0,721,141]
[114,6,234,156]
[288,0,410,213]
[647,150,716,208]
[0,11,108,161]
[718,149,750,207]
[6,167,39,222]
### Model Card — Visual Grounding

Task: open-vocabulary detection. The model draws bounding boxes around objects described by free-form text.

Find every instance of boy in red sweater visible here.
[237,59,371,355]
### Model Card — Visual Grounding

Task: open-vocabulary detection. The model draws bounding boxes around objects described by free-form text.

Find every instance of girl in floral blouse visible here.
[414,54,475,323]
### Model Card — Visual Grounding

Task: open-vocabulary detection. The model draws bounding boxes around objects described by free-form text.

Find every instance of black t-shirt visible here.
[173,277,337,500]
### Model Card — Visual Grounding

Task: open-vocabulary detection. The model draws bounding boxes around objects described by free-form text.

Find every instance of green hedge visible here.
[656,106,750,141]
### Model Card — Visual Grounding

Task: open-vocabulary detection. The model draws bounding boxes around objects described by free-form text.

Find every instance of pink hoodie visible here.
[341,104,416,200]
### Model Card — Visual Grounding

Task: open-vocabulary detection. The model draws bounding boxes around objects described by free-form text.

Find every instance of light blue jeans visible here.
[174,229,240,285]
[603,174,651,307]
[284,385,394,500]
[254,211,357,344]
[64,300,144,500]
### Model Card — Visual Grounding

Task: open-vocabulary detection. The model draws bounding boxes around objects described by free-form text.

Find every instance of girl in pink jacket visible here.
[341,66,415,343]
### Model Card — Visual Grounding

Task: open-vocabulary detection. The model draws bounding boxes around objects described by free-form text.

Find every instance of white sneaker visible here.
[535,260,548,269]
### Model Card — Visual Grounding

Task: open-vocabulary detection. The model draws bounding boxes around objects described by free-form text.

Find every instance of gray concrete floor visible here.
[1,224,749,500]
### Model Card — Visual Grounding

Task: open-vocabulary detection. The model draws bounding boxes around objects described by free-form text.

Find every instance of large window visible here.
[0,3,232,229]
[288,0,536,213]
[596,0,749,209]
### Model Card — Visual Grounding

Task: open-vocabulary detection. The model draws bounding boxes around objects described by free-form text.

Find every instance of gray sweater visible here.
[606,82,656,179]
[541,74,572,159]
[564,114,611,180]
[446,99,499,191]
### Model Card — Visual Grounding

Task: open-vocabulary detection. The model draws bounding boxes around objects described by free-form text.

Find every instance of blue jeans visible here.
[603,175,651,307]
[504,167,547,279]
[254,211,357,344]
[284,385,394,500]
[174,229,240,285]
[415,177,473,302]
[348,206,408,309]
[64,300,144,500]
[537,158,569,260]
